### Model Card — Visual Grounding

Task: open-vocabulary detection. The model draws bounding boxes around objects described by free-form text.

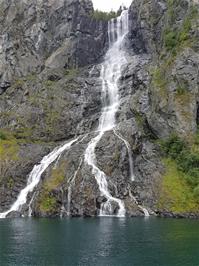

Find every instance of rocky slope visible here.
[0,0,199,218]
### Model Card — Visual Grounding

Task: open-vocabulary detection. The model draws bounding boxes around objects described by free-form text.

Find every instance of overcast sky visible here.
[92,0,132,12]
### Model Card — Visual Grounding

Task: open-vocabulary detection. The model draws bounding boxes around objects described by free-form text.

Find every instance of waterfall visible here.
[0,138,78,218]
[84,10,129,217]
[0,10,141,219]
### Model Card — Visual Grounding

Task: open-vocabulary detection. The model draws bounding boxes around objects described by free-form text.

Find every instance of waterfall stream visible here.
[0,138,78,218]
[84,10,129,217]
[0,9,149,219]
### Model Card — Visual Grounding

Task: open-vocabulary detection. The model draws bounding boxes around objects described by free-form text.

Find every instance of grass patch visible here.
[158,159,199,213]
[38,163,66,213]
[152,68,167,90]
[160,134,199,204]
[0,135,20,184]
[45,164,66,191]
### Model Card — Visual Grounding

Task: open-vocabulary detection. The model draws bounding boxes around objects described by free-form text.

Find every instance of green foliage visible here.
[158,159,199,213]
[164,1,198,53]
[152,67,167,93]
[194,132,199,145]
[65,68,79,79]
[0,138,19,161]
[0,131,7,140]
[39,193,57,213]
[178,152,199,174]
[164,30,178,51]
[193,185,199,200]
[7,178,14,189]
[134,110,145,127]
[91,10,119,21]
[161,133,199,201]
[38,163,66,213]
[176,81,188,95]
[161,134,186,159]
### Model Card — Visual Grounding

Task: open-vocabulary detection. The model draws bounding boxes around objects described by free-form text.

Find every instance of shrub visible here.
[0,131,7,140]
[176,85,187,95]
[164,31,178,51]
[193,185,199,199]
[178,152,199,173]
[161,134,186,159]
[185,170,199,187]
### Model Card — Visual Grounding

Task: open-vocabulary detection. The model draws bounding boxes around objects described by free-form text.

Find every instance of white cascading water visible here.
[0,138,77,218]
[0,10,149,219]
[113,129,135,181]
[85,10,129,217]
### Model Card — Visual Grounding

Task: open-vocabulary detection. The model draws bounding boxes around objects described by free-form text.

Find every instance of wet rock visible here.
[6,211,21,218]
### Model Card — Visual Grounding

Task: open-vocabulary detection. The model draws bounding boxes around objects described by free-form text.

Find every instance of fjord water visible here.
[0,218,199,266]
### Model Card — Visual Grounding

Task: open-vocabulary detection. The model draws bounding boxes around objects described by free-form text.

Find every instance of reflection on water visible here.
[0,217,199,266]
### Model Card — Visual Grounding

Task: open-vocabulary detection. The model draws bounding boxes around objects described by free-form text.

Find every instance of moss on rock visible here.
[37,162,66,214]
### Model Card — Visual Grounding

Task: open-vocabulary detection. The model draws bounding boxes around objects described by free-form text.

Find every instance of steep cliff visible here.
[0,0,198,218]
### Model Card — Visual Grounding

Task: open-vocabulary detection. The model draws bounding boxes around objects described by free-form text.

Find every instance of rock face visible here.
[0,0,199,218]
[0,0,107,91]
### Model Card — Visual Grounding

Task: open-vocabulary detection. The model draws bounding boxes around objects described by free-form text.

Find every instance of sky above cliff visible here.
[92,0,132,11]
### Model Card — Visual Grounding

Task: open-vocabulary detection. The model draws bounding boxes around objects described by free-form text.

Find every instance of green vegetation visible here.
[25,73,37,82]
[175,79,188,95]
[161,134,186,159]
[0,134,20,161]
[0,135,20,185]
[44,164,66,191]
[151,67,167,93]
[64,68,79,79]
[13,79,25,89]
[38,163,66,213]
[0,131,7,140]
[151,2,198,106]
[134,110,145,128]
[164,30,178,51]
[158,132,199,214]
[164,1,198,53]
[38,193,57,213]
[7,178,14,189]
[91,9,121,21]
[43,79,57,88]
[158,159,199,213]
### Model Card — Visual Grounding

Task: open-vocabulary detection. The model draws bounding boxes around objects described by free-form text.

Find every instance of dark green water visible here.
[0,217,199,266]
